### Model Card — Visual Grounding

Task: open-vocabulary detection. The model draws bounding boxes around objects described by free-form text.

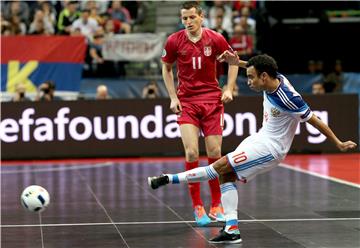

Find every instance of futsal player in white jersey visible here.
[148,54,357,244]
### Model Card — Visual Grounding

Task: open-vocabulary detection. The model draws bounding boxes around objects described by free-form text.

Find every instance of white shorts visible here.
[226,136,281,183]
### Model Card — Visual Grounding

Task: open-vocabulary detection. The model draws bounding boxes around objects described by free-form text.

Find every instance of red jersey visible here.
[162,28,233,103]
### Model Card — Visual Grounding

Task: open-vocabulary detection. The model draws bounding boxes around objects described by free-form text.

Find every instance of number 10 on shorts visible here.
[232,151,248,164]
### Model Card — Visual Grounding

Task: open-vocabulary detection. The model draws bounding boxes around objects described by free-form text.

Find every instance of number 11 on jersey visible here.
[192,56,202,69]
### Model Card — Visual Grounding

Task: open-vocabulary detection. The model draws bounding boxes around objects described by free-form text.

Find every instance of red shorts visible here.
[178,102,224,136]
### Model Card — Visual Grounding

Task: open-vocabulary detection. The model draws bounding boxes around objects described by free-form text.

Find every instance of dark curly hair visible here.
[247,54,278,78]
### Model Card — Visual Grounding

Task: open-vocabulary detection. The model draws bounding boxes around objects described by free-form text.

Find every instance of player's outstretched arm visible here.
[217,50,247,69]
[307,114,357,152]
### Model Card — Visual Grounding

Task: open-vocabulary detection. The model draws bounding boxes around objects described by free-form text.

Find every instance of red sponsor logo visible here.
[264,111,269,122]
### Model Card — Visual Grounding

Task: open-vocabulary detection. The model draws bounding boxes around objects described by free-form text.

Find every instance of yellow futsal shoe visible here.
[209,204,225,222]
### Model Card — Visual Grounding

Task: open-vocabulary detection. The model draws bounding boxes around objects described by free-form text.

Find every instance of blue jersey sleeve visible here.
[291,96,313,122]
[266,83,313,122]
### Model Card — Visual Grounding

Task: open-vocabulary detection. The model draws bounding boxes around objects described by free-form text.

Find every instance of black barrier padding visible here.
[1,95,358,160]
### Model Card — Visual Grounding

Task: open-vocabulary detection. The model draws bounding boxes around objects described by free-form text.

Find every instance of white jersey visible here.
[226,74,313,182]
[256,73,313,159]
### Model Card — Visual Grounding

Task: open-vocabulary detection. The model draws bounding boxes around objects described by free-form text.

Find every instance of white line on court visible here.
[76,168,130,248]
[116,167,217,247]
[38,213,44,248]
[279,163,360,189]
[2,218,360,228]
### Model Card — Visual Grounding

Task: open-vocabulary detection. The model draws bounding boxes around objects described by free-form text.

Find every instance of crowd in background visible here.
[1,0,258,78]
[1,0,151,77]
[2,0,354,101]
[308,59,344,94]
[0,0,144,36]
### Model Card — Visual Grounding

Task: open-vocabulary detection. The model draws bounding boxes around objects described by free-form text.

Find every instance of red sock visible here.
[208,157,221,207]
[185,161,202,208]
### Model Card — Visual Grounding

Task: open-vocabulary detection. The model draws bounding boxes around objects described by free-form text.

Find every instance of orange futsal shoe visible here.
[194,205,211,226]
[209,204,225,222]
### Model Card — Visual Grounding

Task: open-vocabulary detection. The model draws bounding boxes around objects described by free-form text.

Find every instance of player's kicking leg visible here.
[148,156,242,244]
[148,156,229,188]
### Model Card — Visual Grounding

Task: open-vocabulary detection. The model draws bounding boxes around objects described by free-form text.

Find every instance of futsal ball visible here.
[20,185,50,213]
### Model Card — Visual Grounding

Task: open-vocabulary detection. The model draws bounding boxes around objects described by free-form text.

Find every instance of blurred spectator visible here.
[70,27,82,36]
[238,16,256,48]
[57,1,80,35]
[233,0,257,12]
[81,0,109,15]
[88,27,105,66]
[3,1,30,24]
[312,82,325,95]
[307,60,317,74]
[84,28,105,76]
[1,13,11,35]
[96,84,110,99]
[229,24,254,60]
[85,27,117,77]
[103,18,115,37]
[108,0,132,24]
[71,9,98,39]
[89,6,103,25]
[142,80,160,99]
[212,14,229,79]
[29,18,47,35]
[29,10,54,35]
[12,83,31,102]
[212,14,229,41]
[36,81,60,101]
[7,15,27,35]
[315,60,324,74]
[233,7,256,36]
[208,1,233,35]
[132,1,156,33]
[103,13,130,35]
[122,1,139,21]
[324,60,344,93]
[39,1,57,27]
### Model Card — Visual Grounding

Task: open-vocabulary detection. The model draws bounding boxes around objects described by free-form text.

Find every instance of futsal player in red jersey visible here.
[161,1,239,226]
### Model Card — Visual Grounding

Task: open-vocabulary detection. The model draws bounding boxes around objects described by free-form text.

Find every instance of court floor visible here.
[1,154,360,248]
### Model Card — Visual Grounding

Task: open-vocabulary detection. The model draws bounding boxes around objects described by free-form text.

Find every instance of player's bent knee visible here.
[212,156,233,175]
[219,172,237,184]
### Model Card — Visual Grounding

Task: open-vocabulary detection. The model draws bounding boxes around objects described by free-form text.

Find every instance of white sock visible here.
[166,165,218,184]
[221,183,239,234]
